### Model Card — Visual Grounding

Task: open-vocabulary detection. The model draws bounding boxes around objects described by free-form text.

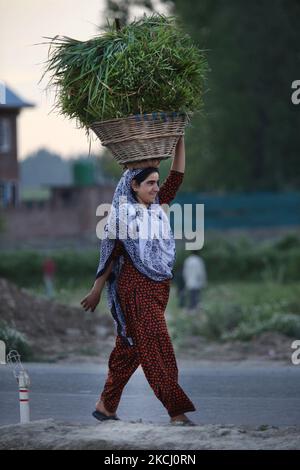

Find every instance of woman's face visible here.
[131,172,159,206]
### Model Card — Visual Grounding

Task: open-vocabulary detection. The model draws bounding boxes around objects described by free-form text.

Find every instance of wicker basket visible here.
[90,111,191,165]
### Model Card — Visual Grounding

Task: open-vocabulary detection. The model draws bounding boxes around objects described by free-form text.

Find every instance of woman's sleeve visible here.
[158,170,184,205]
[95,240,123,279]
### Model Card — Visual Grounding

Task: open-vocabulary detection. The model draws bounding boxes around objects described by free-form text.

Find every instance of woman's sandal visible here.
[92,410,120,421]
[170,419,196,427]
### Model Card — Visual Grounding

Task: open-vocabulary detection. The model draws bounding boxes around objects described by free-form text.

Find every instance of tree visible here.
[100,0,300,191]
[99,0,156,28]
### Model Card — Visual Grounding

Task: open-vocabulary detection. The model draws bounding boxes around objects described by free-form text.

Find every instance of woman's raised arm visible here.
[171,135,185,173]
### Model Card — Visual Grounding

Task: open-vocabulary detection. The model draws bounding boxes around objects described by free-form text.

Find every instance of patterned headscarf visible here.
[96,168,176,346]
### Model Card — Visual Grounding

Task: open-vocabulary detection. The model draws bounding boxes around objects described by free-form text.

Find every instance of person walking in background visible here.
[81,136,196,426]
[174,263,186,308]
[182,251,207,311]
[43,257,56,298]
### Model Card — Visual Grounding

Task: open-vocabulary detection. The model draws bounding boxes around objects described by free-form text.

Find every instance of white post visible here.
[18,370,30,424]
[0,340,6,365]
[6,349,31,424]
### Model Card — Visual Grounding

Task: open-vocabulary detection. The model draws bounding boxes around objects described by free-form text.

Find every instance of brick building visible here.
[0,83,117,248]
[0,83,34,207]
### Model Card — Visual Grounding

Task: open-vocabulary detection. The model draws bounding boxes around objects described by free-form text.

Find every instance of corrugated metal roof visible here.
[0,83,35,109]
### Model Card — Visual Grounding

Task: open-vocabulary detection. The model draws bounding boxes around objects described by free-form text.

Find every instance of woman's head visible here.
[131,167,160,206]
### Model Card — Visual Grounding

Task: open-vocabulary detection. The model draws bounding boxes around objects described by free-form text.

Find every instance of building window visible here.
[0,117,12,153]
[0,181,18,207]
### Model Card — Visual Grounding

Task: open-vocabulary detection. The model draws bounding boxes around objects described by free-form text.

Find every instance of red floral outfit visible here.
[100,170,196,418]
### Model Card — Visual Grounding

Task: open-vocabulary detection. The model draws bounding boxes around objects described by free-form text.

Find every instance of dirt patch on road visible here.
[174,331,296,363]
[0,278,115,361]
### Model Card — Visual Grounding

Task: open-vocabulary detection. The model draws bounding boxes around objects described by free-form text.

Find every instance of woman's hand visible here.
[80,287,101,312]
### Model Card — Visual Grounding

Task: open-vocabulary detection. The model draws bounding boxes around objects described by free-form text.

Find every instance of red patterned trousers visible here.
[99,254,196,418]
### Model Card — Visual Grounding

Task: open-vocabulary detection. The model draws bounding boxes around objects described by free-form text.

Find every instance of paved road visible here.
[0,361,299,426]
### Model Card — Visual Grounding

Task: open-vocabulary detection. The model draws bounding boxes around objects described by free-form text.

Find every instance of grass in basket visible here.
[38,13,209,137]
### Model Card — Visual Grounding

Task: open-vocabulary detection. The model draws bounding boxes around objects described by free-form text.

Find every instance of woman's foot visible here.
[170,414,196,426]
[95,399,117,417]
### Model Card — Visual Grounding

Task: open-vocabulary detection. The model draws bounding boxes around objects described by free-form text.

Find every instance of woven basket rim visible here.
[119,154,171,164]
[90,111,193,126]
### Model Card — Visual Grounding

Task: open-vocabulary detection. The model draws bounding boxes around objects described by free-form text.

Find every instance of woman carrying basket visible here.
[81,136,196,426]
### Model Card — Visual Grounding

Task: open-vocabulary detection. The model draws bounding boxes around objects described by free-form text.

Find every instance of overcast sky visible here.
[0,0,168,160]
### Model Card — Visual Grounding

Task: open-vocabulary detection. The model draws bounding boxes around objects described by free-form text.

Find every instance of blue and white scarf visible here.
[96,168,176,346]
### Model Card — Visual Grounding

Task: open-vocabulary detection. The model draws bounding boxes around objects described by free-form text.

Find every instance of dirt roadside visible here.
[0,419,299,450]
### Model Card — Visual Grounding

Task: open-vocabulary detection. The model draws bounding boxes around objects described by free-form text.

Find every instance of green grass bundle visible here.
[40,13,209,135]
